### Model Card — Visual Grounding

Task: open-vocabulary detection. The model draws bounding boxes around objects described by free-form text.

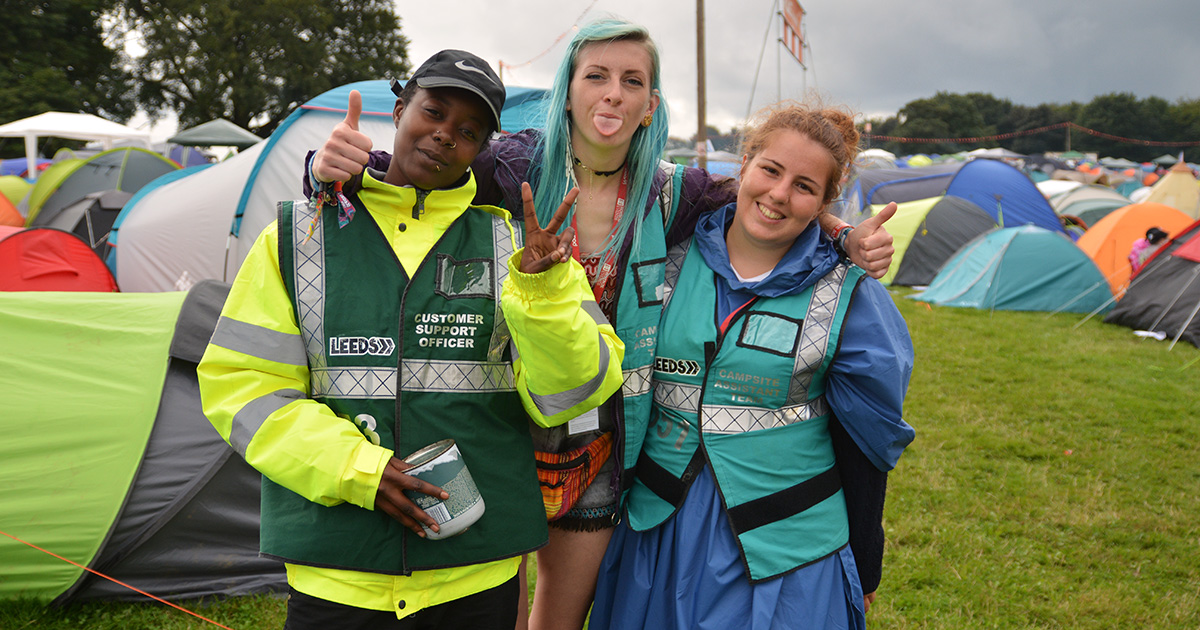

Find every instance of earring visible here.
[642,113,653,127]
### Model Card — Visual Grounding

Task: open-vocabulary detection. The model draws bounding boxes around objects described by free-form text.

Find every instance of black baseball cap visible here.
[392,50,505,131]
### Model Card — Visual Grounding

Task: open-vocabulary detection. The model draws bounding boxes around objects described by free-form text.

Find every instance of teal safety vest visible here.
[606,161,686,497]
[626,238,865,582]
[264,193,546,575]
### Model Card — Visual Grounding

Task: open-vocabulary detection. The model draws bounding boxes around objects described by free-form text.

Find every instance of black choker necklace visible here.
[573,156,625,177]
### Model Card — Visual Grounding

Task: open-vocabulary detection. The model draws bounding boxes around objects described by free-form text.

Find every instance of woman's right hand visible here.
[373,456,449,537]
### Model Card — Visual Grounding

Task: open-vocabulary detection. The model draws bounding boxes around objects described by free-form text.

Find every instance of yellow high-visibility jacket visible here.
[197,170,623,618]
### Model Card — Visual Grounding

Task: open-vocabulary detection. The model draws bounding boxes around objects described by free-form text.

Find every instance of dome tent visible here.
[0,226,118,292]
[843,159,1062,235]
[109,80,548,292]
[1105,219,1200,349]
[909,226,1113,313]
[876,195,996,286]
[23,147,178,225]
[0,281,286,602]
[1074,202,1193,294]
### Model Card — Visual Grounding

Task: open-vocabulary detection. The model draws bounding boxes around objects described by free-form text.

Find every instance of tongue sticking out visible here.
[593,114,623,136]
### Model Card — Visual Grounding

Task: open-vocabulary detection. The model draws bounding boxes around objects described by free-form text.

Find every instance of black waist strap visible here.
[634,449,706,508]
[727,466,842,534]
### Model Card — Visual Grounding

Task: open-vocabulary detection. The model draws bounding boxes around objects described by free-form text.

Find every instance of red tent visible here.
[0,226,119,291]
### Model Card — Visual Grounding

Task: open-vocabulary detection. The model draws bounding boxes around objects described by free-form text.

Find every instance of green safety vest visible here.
[626,237,865,582]
[263,193,546,575]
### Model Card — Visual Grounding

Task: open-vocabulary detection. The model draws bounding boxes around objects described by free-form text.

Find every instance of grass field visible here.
[3,294,1198,629]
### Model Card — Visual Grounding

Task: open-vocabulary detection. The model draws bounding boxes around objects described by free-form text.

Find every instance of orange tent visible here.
[0,194,21,227]
[1075,202,1194,294]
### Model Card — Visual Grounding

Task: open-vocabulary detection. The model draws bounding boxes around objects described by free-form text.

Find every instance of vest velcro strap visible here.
[726,466,841,534]
[635,449,706,508]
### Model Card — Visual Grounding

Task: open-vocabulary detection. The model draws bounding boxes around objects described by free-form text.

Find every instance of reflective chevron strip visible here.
[787,265,848,404]
[699,399,829,434]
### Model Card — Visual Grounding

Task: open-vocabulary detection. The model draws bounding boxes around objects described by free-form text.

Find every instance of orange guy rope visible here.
[0,528,237,630]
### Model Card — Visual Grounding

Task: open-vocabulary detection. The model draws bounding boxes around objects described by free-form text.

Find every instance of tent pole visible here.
[1147,265,1200,335]
[1053,264,1128,319]
[1164,266,1200,351]
[24,134,38,182]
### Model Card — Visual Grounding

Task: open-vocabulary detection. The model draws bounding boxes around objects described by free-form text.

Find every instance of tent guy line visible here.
[0,529,237,630]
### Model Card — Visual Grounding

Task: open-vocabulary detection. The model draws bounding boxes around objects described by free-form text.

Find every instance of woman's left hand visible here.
[846,202,897,279]
[518,182,580,274]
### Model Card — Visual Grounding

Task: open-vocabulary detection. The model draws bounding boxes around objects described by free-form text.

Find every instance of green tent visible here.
[167,119,263,150]
[0,282,284,602]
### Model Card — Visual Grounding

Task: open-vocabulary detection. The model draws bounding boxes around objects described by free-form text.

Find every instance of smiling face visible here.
[384,86,490,190]
[566,39,660,157]
[729,129,835,256]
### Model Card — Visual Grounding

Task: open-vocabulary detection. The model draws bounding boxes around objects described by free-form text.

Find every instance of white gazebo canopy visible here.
[0,112,152,181]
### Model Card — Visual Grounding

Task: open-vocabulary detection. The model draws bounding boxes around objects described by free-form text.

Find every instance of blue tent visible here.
[944,159,1063,233]
[909,226,1113,313]
[841,159,1064,235]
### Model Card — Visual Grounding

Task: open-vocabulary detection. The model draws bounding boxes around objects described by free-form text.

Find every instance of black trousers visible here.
[282,575,519,630]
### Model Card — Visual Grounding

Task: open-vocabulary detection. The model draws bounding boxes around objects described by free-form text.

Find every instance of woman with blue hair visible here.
[306,17,896,630]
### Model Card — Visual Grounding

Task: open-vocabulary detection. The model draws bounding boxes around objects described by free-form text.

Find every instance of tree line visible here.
[861,91,1200,162]
[4,3,1198,163]
[2,0,410,156]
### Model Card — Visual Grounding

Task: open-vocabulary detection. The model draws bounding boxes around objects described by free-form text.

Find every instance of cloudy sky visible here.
[393,0,1200,138]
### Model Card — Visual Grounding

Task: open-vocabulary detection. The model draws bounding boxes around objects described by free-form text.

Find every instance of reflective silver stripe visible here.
[488,214,516,362]
[581,300,610,326]
[311,367,398,399]
[229,388,305,456]
[653,379,702,414]
[291,200,328,372]
[788,265,849,404]
[401,359,516,392]
[527,333,611,415]
[662,240,690,309]
[210,316,307,366]
[622,365,653,398]
[700,399,829,434]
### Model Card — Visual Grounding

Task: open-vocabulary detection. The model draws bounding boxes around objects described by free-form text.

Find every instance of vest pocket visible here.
[736,311,802,357]
[434,254,494,299]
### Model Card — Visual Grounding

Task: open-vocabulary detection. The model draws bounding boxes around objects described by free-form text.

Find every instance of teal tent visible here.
[909,226,1113,313]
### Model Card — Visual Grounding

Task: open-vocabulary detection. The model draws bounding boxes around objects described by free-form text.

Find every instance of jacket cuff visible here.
[504,250,574,299]
[340,441,394,510]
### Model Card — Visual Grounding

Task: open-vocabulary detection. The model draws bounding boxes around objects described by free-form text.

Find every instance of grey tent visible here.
[891,196,996,287]
[34,189,131,258]
[167,119,263,150]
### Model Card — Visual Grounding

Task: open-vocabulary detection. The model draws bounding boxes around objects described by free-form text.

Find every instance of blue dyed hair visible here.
[529,18,670,259]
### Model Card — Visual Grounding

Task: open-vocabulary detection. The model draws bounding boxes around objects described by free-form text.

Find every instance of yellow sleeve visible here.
[501,250,625,428]
[197,221,392,509]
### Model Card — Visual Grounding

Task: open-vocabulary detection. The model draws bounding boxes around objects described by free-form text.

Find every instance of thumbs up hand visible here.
[846,201,897,279]
[311,90,373,183]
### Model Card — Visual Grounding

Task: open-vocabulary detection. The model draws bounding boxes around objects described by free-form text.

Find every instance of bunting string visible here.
[864,121,1200,147]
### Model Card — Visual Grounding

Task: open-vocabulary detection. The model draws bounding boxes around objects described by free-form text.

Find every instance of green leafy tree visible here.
[0,0,137,156]
[893,92,989,154]
[1075,92,1170,162]
[118,0,410,136]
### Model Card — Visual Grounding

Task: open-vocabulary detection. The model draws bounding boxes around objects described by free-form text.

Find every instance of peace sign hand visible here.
[518,182,580,274]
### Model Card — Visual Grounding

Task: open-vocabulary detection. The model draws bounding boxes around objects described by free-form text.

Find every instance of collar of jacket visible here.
[359,166,479,221]
[694,202,840,298]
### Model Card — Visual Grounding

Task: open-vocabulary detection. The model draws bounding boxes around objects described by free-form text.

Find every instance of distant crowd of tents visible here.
[1,80,1198,605]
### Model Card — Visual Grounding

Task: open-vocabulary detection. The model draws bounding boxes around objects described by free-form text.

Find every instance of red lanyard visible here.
[570,169,629,303]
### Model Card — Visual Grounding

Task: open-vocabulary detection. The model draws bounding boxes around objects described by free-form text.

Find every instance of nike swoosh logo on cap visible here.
[455,60,496,83]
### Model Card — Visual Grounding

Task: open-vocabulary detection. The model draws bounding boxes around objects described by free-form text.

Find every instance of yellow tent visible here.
[1144,160,1199,218]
